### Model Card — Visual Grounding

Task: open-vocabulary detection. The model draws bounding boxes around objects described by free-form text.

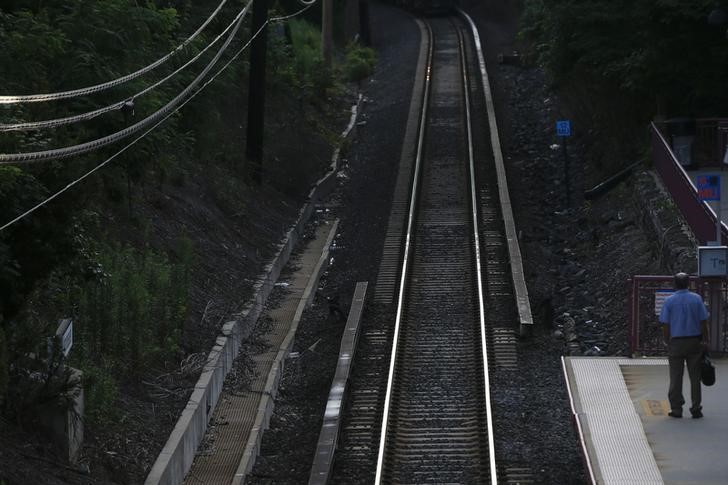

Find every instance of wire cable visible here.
[0,5,251,133]
[0,1,251,164]
[0,0,318,232]
[270,3,314,21]
[0,0,230,105]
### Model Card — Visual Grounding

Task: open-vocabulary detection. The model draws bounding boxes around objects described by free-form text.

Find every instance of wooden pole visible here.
[322,0,333,67]
[246,0,269,184]
[359,0,371,46]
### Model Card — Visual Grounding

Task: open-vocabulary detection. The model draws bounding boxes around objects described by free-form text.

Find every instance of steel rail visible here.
[0,0,232,104]
[458,25,498,485]
[375,18,497,483]
[374,21,434,485]
[458,8,534,337]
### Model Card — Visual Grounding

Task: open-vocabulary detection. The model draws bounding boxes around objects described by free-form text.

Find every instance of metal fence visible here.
[650,122,728,245]
[629,275,728,356]
[653,118,728,166]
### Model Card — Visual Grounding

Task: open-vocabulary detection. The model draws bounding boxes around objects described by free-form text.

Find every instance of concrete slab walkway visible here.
[564,356,728,485]
[184,220,338,485]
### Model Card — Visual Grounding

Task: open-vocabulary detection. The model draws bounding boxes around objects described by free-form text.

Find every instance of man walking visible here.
[659,272,709,419]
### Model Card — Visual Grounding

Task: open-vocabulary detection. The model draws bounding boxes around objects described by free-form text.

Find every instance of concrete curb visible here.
[232,220,340,485]
[309,281,368,485]
[145,94,362,485]
[458,9,534,337]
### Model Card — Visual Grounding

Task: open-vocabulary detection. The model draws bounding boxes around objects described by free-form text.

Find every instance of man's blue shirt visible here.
[659,289,708,337]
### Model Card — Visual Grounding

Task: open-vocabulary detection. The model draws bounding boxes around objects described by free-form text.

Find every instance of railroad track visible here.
[374,16,496,484]
[332,13,520,484]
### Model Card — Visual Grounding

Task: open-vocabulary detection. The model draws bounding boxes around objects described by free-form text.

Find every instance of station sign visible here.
[698,245,728,277]
[556,120,571,137]
[696,174,720,201]
[47,318,73,358]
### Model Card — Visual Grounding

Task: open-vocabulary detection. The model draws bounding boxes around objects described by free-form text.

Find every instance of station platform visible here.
[563,356,728,485]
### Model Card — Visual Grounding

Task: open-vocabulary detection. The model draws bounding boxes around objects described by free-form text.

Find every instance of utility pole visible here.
[246,0,269,184]
[322,0,333,67]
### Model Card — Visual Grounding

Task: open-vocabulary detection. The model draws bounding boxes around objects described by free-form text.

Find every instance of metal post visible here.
[708,279,722,353]
[246,0,269,184]
[563,137,571,208]
[718,198,722,245]
[627,278,635,355]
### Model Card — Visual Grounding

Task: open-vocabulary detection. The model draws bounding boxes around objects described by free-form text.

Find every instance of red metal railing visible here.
[651,122,728,245]
[629,275,728,356]
[654,118,728,166]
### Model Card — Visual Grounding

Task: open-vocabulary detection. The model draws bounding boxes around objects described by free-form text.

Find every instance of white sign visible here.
[56,318,73,357]
[698,246,728,277]
[654,290,674,316]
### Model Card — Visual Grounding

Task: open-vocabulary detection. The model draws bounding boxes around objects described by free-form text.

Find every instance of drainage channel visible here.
[184,220,338,485]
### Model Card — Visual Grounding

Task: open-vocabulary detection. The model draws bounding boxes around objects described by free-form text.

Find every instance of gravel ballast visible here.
[247,1,689,484]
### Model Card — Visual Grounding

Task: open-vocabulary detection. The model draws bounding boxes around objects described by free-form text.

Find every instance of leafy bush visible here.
[286,18,332,93]
[344,42,376,82]
[82,364,119,427]
[519,0,728,169]
[520,0,728,117]
[70,241,191,377]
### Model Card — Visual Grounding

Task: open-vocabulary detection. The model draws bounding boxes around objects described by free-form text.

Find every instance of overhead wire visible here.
[0,1,253,165]
[0,0,317,233]
[0,0,230,105]
[0,5,253,133]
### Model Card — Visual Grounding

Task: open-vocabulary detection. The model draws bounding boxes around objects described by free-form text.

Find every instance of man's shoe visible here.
[691,410,703,419]
[668,411,682,418]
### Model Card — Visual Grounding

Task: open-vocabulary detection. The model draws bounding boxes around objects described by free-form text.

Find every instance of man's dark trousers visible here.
[668,336,702,414]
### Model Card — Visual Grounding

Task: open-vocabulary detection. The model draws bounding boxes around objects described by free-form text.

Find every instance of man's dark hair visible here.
[674,272,690,290]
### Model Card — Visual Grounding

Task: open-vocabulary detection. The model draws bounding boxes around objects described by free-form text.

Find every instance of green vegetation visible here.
[0,0,373,433]
[287,17,333,94]
[0,0,201,427]
[344,42,376,82]
[71,241,191,375]
[3,233,192,425]
[521,0,728,166]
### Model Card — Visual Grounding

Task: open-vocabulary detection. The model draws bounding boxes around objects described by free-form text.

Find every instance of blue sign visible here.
[697,174,720,201]
[556,120,572,137]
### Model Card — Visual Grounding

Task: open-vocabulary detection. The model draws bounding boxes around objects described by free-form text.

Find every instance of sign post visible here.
[696,174,721,244]
[556,120,572,207]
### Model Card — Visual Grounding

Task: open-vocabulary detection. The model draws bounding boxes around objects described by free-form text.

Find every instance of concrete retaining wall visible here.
[309,281,368,485]
[459,9,533,336]
[145,95,362,485]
